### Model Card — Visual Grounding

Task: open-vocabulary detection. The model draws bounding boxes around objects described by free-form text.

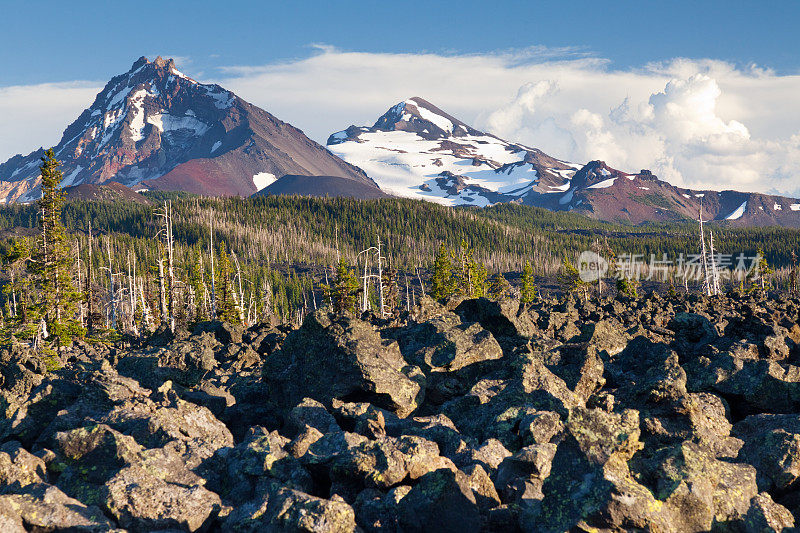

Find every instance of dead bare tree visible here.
[85,220,95,332]
[699,199,711,296]
[262,278,272,322]
[231,252,246,324]
[101,235,118,330]
[126,251,139,336]
[156,201,176,332]
[209,213,217,320]
[709,230,720,296]
[358,245,379,313]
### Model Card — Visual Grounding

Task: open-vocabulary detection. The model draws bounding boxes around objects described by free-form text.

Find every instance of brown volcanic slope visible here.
[0,56,376,202]
[254,174,390,200]
[63,182,151,204]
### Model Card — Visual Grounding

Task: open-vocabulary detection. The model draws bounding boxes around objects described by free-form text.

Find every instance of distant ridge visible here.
[328,97,800,227]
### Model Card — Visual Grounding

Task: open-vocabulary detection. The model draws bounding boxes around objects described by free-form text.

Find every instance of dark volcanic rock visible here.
[396,468,481,533]
[263,311,423,417]
[7,291,800,531]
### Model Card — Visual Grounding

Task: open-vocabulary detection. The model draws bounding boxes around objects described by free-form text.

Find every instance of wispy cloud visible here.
[0,81,102,161]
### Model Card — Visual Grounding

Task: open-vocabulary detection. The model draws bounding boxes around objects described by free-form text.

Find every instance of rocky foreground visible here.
[2,292,800,531]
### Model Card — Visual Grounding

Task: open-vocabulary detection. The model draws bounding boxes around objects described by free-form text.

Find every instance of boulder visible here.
[396,312,503,373]
[103,464,221,532]
[396,468,481,533]
[739,493,795,531]
[668,312,718,357]
[0,441,47,488]
[733,414,800,492]
[218,426,312,502]
[193,320,244,345]
[462,463,501,510]
[0,483,114,532]
[264,312,423,418]
[455,297,537,339]
[224,483,357,533]
[330,435,454,490]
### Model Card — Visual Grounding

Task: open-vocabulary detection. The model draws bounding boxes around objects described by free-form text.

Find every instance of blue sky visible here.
[2,0,799,86]
[2,1,800,196]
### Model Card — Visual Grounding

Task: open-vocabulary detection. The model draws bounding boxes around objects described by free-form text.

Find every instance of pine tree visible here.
[453,239,472,296]
[520,261,537,304]
[616,276,639,298]
[324,259,359,314]
[558,257,587,298]
[1,239,33,339]
[431,243,455,300]
[450,239,487,297]
[667,279,678,299]
[488,273,511,299]
[29,149,82,343]
[752,248,773,291]
[470,261,488,298]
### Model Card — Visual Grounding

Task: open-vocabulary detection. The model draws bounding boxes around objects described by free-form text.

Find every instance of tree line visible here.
[1,153,800,348]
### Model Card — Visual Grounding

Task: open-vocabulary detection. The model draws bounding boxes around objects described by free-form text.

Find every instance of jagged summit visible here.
[0,56,375,203]
[371,97,482,139]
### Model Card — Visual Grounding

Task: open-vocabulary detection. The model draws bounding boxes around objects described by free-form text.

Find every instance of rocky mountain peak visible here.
[152,56,174,69]
[0,57,375,202]
[371,97,481,139]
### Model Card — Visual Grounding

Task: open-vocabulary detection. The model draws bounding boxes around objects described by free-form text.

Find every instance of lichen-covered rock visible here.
[525,407,675,531]
[455,297,538,339]
[733,414,800,492]
[518,411,563,446]
[669,312,719,357]
[0,441,47,488]
[396,468,481,533]
[104,384,234,467]
[289,397,341,435]
[353,487,404,532]
[103,464,221,532]
[647,441,758,531]
[218,426,312,501]
[54,424,144,487]
[0,483,114,532]
[543,342,605,402]
[263,312,423,418]
[330,435,454,489]
[224,483,357,533]
[494,443,557,501]
[453,437,511,472]
[462,463,501,510]
[396,312,503,373]
[739,493,795,532]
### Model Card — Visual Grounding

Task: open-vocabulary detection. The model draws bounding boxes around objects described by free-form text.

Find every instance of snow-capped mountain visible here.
[328,98,800,227]
[0,56,375,203]
[327,97,578,207]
